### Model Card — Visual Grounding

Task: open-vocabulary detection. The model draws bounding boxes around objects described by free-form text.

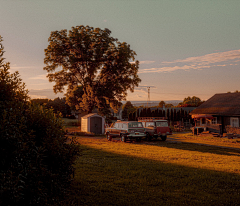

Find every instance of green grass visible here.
[61,134,240,205]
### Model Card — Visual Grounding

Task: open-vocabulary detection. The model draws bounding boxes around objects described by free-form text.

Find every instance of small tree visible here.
[158,101,165,107]
[165,103,174,108]
[178,96,202,107]
[122,101,136,120]
[166,109,170,120]
[158,109,162,117]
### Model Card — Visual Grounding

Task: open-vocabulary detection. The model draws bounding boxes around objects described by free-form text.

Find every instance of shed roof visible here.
[190,93,240,116]
[81,113,104,119]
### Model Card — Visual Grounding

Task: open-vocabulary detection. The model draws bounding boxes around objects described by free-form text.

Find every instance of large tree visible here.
[44,25,141,115]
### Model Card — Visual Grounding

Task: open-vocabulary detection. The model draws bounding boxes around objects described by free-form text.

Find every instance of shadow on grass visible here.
[60,145,240,206]
[143,138,240,157]
[80,135,240,157]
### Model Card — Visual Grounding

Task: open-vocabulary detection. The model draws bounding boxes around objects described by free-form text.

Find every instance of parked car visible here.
[138,117,172,141]
[105,121,146,142]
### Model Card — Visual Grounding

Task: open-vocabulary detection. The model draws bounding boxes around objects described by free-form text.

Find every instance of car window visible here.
[146,122,154,127]
[156,121,168,127]
[128,122,143,128]
[114,123,119,128]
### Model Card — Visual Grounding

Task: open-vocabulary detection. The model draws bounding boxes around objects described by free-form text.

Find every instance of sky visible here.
[1,0,240,102]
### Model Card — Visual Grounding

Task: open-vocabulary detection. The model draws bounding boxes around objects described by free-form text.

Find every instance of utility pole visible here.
[147,87,150,107]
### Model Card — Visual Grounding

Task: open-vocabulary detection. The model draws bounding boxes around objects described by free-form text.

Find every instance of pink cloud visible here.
[140,49,240,73]
[139,61,155,64]
[139,65,211,73]
[163,49,240,65]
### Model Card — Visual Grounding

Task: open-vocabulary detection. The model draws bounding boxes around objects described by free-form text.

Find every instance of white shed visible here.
[81,113,105,134]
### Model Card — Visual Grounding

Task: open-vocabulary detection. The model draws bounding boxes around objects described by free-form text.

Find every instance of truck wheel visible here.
[107,133,112,141]
[146,133,152,141]
[121,135,126,142]
[161,135,167,141]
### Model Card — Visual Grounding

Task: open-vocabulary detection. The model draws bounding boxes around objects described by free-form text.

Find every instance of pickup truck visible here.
[138,117,172,141]
[105,121,146,142]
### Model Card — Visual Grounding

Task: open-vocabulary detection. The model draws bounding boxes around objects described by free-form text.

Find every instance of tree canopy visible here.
[178,96,202,107]
[122,101,136,120]
[158,101,165,107]
[31,97,72,118]
[44,25,141,115]
[0,36,28,106]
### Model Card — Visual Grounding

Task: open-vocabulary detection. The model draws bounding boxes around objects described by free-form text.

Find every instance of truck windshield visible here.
[156,121,168,127]
[146,122,154,127]
[128,122,143,128]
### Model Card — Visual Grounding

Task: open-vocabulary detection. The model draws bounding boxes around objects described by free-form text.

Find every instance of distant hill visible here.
[122,100,181,107]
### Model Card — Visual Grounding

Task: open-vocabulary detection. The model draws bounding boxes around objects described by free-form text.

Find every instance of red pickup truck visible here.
[138,117,172,141]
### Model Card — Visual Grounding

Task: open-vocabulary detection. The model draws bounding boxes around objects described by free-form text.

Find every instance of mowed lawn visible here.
[63,133,240,206]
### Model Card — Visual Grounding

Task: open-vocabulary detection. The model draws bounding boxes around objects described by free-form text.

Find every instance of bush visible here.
[0,37,80,205]
[0,103,80,205]
[226,125,240,134]
[0,94,80,206]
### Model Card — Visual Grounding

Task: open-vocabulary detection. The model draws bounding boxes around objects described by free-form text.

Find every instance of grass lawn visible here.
[61,133,240,205]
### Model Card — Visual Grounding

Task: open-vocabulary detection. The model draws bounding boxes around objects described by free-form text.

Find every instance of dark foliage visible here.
[0,36,80,205]
[31,97,72,118]
[122,101,136,120]
[44,26,141,115]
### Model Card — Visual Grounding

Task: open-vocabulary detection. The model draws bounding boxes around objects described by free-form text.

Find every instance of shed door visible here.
[90,117,102,134]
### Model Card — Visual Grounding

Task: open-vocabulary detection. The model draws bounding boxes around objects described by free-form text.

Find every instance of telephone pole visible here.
[147,87,150,107]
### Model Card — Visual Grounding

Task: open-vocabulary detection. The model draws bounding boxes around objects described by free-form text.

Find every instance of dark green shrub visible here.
[0,104,80,205]
[0,36,80,205]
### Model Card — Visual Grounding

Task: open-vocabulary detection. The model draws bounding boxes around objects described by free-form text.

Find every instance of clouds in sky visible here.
[140,49,240,73]
[133,85,156,94]
[127,85,157,101]
[29,74,47,80]
[10,65,37,71]
[139,61,155,64]
[28,89,64,99]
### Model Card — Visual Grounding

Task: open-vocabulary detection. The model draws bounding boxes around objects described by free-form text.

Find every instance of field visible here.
[62,133,240,205]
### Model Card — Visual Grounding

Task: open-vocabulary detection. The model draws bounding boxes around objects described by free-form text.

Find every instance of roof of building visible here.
[81,113,104,119]
[190,93,240,116]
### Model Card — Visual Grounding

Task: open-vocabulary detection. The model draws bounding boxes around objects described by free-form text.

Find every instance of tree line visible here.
[31,97,74,118]
[128,107,193,124]
[122,99,199,124]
